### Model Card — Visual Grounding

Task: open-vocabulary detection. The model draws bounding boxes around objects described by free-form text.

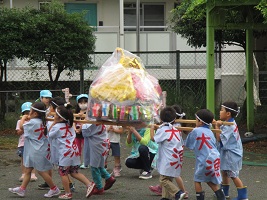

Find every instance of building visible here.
[1,0,265,105]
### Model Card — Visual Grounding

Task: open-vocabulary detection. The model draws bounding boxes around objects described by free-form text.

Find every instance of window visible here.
[124,3,165,31]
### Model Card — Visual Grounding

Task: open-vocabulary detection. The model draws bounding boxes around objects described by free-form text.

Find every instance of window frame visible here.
[124,2,166,31]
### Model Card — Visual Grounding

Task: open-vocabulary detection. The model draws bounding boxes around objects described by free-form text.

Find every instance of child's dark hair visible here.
[22,111,30,115]
[222,101,239,117]
[31,102,47,135]
[56,103,74,127]
[195,109,214,124]
[50,97,66,110]
[160,106,176,123]
[75,97,88,114]
[172,104,186,119]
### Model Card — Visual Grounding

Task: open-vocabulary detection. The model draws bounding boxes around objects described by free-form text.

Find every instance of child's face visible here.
[54,111,63,123]
[41,97,51,107]
[219,106,231,121]
[49,104,55,112]
[29,109,37,119]
[195,118,202,127]
[78,99,88,110]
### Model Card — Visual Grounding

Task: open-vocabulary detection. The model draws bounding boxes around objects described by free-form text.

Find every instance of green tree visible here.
[0,7,33,82]
[0,0,96,120]
[256,0,267,23]
[27,0,96,88]
[0,7,35,120]
[169,0,267,49]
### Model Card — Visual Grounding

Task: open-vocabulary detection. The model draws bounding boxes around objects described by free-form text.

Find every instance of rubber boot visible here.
[215,189,226,200]
[221,184,230,198]
[232,187,248,200]
[196,191,205,200]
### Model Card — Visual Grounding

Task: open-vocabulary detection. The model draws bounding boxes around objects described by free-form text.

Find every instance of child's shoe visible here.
[175,190,186,200]
[214,189,226,200]
[183,191,189,199]
[30,173,38,182]
[59,193,72,199]
[139,171,152,179]
[149,185,162,195]
[38,182,50,190]
[80,163,89,169]
[91,187,104,195]
[113,166,122,177]
[44,187,61,198]
[86,182,96,197]
[19,174,25,182]
[232,187,248,200]
[104,176,116,190]
[60,183,75,192]
[8,187,25,197]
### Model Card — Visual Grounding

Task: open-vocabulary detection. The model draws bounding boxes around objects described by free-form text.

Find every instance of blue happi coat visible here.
[218,118,243,171]
[23,118,52,171]
[185,125,222,184]
[82,124,110,168]
[154,124,184,177]
[49,122,80,166]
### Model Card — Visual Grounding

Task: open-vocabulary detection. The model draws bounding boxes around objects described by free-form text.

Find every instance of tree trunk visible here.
[0,60,7,121]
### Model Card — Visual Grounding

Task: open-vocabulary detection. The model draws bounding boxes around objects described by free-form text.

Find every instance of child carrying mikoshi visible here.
[215,101,248,200]
[9,102,60,198]
[185,109,225,200]
[149,105,188,199]
[82,123,116,195]
[48,103,95,199]
[49,97,75,192]
[150,106,186,200]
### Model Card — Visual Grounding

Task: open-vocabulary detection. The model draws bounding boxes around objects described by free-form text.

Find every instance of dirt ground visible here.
[0,132,267,199]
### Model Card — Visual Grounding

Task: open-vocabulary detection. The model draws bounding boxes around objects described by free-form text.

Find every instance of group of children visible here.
[8,89,247,200]
[148,101,247,200]
[9,90,116,199]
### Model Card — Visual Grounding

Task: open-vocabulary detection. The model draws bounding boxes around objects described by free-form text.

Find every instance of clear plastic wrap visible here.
[87,48,163,125]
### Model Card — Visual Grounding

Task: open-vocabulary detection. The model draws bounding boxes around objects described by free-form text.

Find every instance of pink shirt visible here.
[16,120,25,147]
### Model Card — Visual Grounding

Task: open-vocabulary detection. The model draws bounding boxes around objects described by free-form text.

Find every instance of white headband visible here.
[31,106,46,113]
[221,105,240,117]
[161,118,176,126]
[176,112,186,118]
[159,119,176,129]
[51,101,59,107]
[195,114,210,126]
[56,108,67,121]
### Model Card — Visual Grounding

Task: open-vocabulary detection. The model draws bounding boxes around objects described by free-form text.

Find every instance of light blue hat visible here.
[21,102,32,113]
[40,90,52,98]
[76,94,89,102]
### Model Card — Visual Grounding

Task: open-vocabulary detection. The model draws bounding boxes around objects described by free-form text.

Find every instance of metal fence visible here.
[1,50,267,121]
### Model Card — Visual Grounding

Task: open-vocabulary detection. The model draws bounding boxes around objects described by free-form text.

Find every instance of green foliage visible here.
[0,0,96,87]
[0,7,33,60]
[256,0,267,23]
[0,113,19,131]
[169,0,267,49]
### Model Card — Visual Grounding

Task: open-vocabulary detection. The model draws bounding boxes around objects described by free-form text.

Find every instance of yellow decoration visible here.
[90,64,136,102]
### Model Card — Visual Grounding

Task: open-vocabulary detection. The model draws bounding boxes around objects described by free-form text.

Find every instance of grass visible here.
[0,133,18,150]
[0,113,19,131]
[0,113,19,150]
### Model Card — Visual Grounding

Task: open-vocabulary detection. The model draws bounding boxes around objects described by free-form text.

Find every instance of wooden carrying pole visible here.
[47,113,231,134]
[50,112,234,126]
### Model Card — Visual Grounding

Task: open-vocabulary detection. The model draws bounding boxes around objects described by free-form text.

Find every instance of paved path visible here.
[1,134,267,199]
